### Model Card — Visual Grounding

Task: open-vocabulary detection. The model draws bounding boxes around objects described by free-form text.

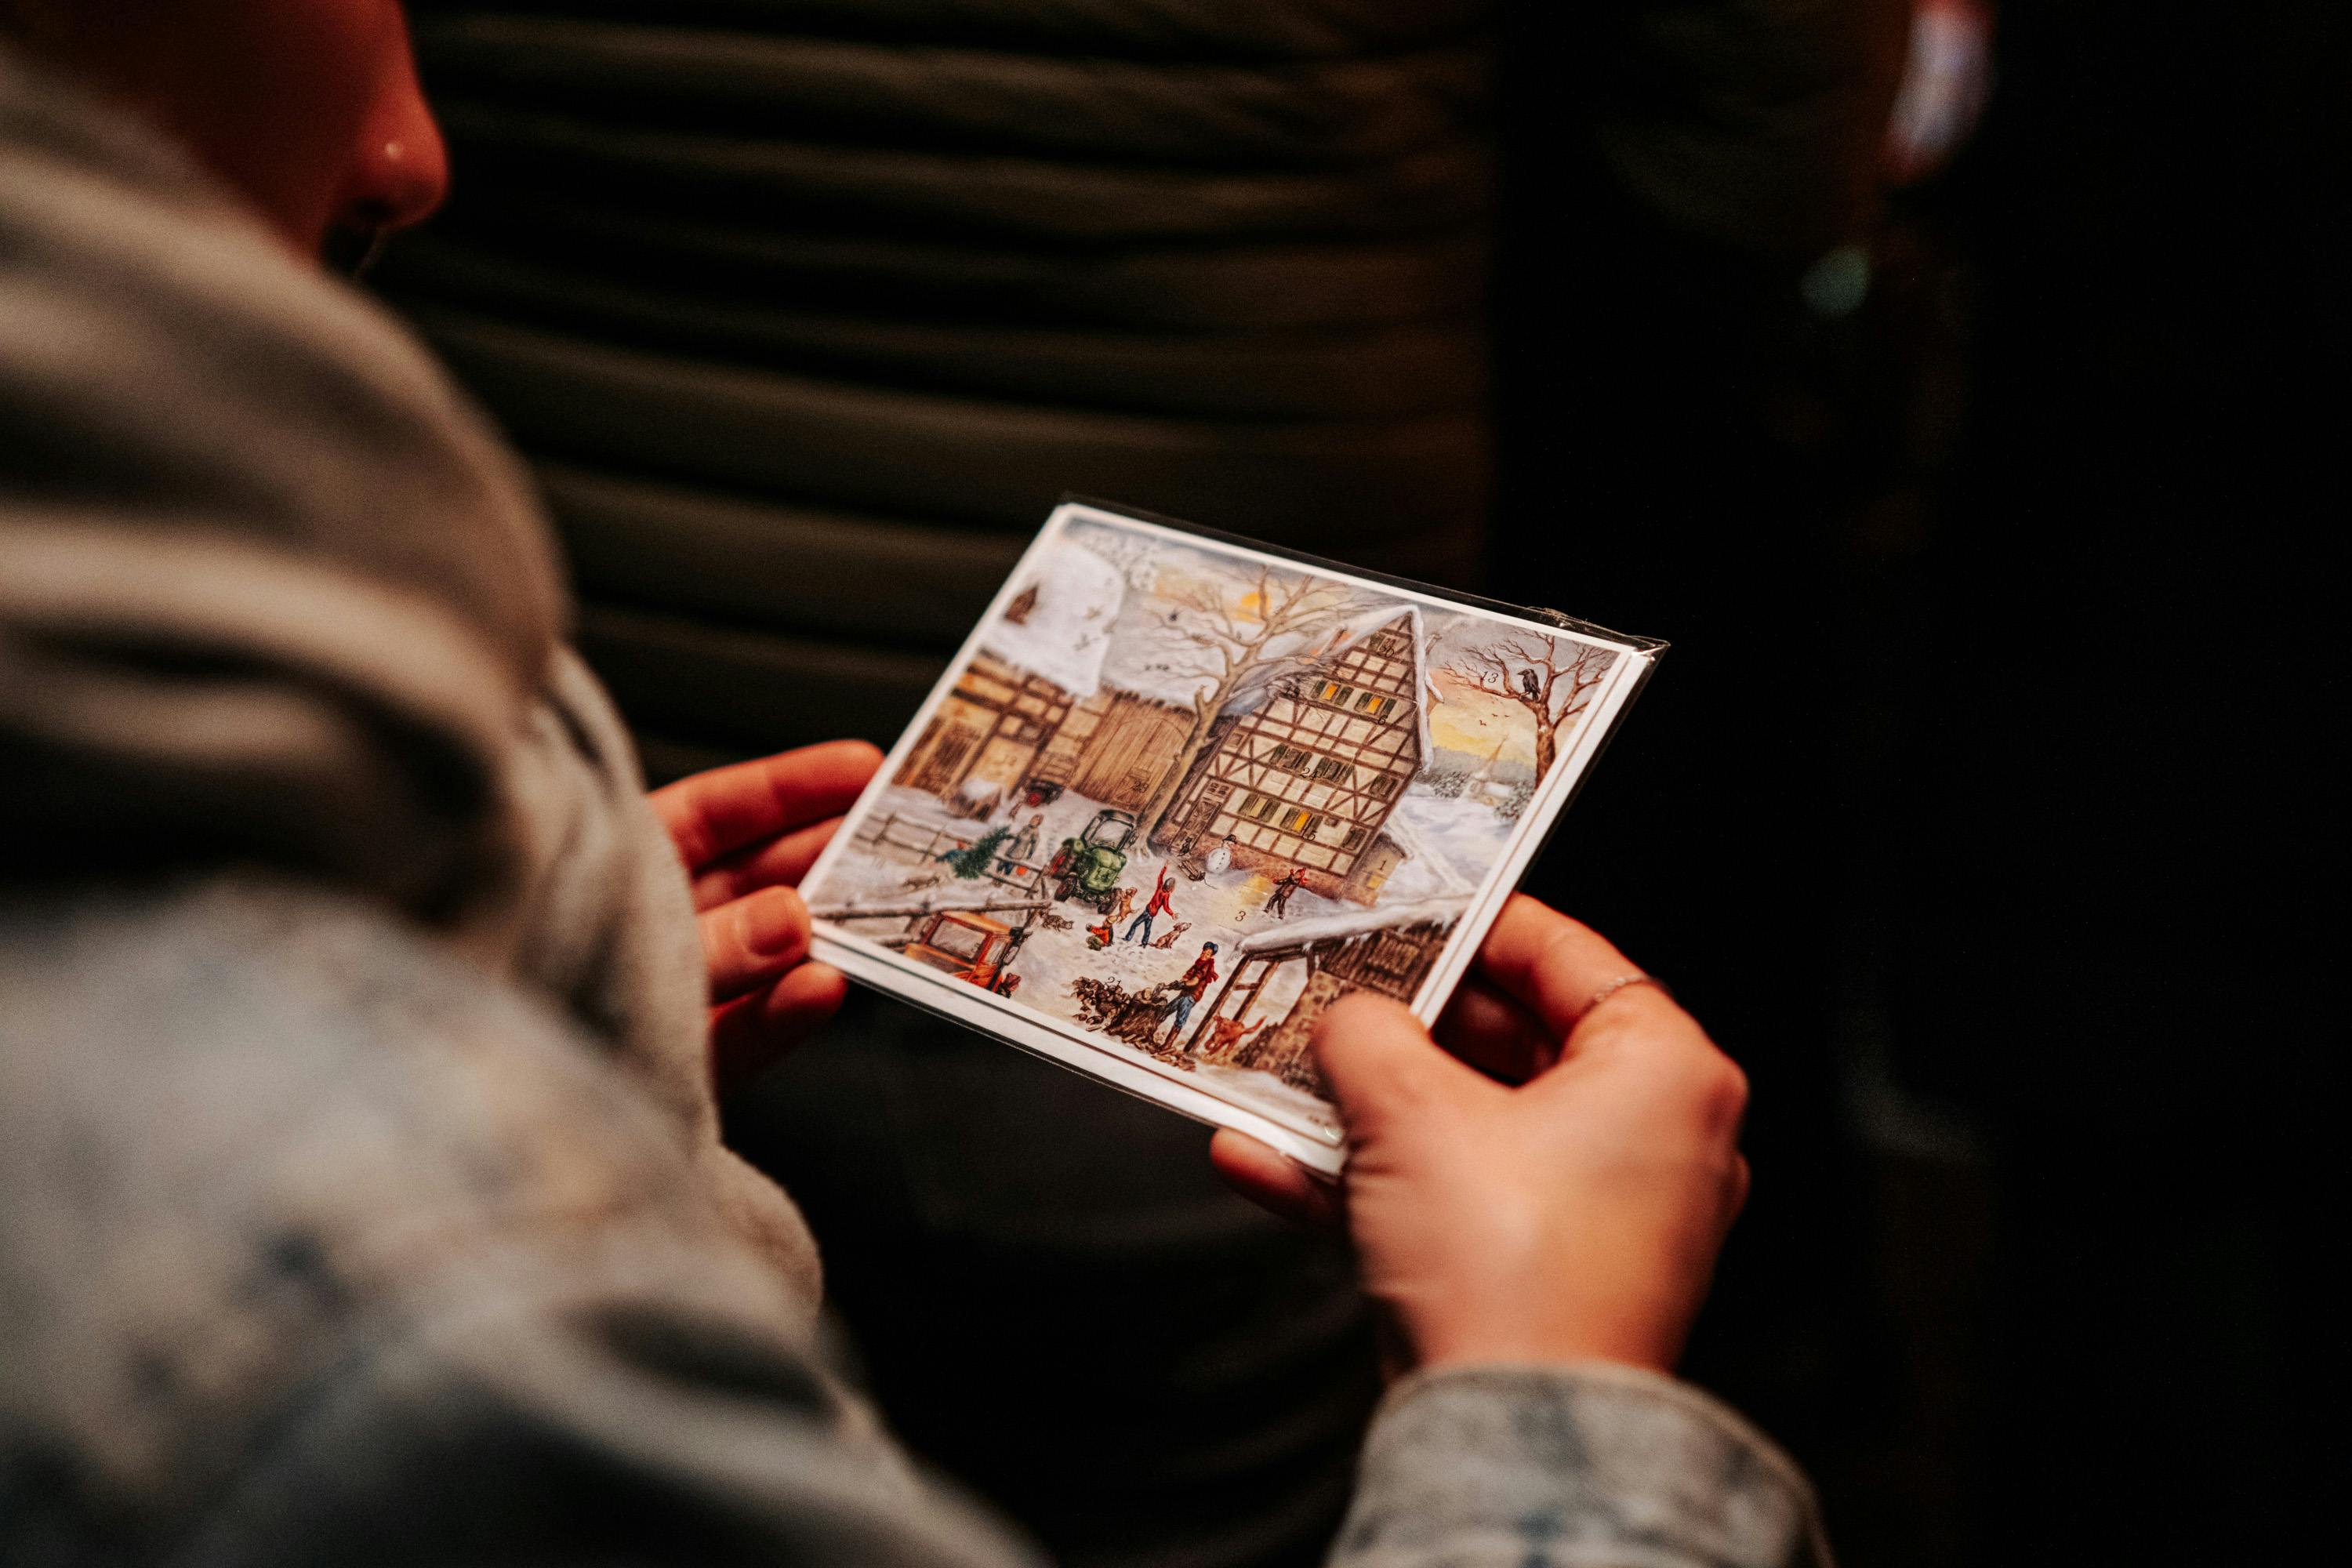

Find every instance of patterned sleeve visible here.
[1332,1365,1831,1568]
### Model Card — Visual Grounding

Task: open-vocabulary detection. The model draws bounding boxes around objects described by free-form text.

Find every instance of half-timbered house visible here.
[1159,608,1432,895]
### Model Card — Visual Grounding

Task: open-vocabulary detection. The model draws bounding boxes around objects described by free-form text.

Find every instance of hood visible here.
[0,41,566,922]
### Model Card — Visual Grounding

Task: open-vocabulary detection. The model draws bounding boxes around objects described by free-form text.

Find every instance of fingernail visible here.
[750,889,806,956]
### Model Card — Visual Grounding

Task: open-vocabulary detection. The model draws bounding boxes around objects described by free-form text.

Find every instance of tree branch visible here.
[1546,643,1616,728]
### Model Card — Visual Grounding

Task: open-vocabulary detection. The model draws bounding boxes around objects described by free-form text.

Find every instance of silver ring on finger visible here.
[1576,972,1670,1024]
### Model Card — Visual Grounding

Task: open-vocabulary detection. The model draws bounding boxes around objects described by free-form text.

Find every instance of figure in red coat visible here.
[1156,942,1220,1042]
[1123,862,1176,946]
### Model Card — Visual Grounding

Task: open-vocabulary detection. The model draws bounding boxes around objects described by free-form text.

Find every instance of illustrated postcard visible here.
[800,502,1661,1173]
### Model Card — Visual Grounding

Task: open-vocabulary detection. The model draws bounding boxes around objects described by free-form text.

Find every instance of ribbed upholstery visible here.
[413,308,1484,550]
[383,4,1495,772]
[416,23,1486,162]
[413,2,1489,61]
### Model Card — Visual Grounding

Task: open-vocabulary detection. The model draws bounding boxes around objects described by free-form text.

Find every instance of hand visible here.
[650,740,883,1093]
[1211,895,1750,1375]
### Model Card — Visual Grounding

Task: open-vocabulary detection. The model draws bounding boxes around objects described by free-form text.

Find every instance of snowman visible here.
[1203,833,1235,877]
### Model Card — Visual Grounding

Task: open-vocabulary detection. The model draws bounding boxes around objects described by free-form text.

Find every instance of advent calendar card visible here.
[800,500,1661,1173]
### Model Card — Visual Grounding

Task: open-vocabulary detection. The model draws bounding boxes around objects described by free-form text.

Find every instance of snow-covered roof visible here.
[1327,602,1417,647]
[1236,895,1472,954]
[1372,804,1479,899]
[1314,604,1436,759]
[1097,607,1334,712]
[1112,600,1442,750]
[1083,583,1443,763]
[980,541,1123,698]
[1096,613,1225,709]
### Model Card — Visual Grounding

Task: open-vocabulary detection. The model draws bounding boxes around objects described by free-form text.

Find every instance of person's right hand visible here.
[1211,895,1750,1375]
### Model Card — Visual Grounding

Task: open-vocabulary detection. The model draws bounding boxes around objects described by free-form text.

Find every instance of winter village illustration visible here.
[801,510,1635,1145]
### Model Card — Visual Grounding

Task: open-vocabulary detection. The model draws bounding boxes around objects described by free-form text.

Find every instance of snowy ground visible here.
[807,781,1515,1143]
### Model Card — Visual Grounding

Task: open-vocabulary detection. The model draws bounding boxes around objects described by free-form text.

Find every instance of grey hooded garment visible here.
[0,39,1826,1568]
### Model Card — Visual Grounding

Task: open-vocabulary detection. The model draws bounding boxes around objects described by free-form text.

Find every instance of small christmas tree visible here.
[942,826,1011,878]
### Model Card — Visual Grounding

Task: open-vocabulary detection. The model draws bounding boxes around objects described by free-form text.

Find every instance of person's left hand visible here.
[650,740,882,1092]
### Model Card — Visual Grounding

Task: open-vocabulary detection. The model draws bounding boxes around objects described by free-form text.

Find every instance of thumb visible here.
[1313,993,1490,1147]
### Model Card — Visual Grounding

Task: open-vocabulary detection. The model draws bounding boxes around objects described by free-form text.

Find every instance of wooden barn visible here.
[895,540,1121,807]
[1029,688,1193,811]
[1158,608,1432,895]
[895,651,1076,804]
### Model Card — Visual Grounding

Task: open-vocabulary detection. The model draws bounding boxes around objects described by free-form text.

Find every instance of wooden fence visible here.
[855,810,1051,896]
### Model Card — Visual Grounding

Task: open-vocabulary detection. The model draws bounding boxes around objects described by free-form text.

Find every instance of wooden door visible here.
[912,720,982,794]
[1185,780,1232,840]
[1076,708,1186,809]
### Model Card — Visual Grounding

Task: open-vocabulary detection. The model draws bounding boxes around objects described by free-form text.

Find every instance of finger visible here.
[1209,1129,1341,1229]
[710,961,848,1094]
[1432,974,1559,1084]
[699,886,812,1004]
[1473,895,1657,1040]
[652,741,881,873]
[688,817,845,913]
[1312,993,1492,1145]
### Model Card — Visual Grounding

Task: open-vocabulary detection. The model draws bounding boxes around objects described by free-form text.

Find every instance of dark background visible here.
[385,2,2345,1562]
[1503,7,2345,1562]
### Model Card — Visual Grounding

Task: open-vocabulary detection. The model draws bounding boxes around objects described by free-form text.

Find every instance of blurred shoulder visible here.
[0,875,810,1544]
[0,873,739,1265]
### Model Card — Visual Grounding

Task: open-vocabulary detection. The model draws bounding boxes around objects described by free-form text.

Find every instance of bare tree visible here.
[1443,634,1618,782]
[1134,564,1359,840]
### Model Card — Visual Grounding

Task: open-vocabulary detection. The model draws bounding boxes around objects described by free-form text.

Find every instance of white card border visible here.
[803,502,1655,1175]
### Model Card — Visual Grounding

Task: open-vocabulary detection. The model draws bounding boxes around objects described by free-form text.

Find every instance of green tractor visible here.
[1050,808,1138,912]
